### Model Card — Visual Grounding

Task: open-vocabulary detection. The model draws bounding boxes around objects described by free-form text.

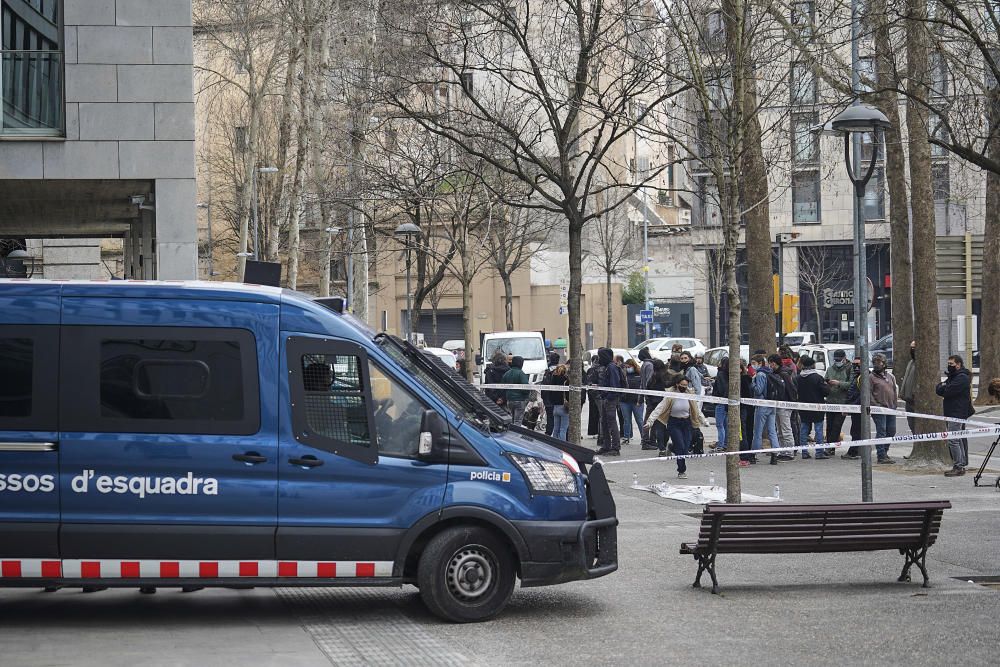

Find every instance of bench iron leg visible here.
[706,553,719,594]
[898,547,931,587]
[693,555,706,588]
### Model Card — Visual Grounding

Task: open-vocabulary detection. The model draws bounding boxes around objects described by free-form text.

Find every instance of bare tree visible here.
[382,0,687,443]
[482,200,552,331]
[194,0,291,281]
[905,0,951,467]
[589,204,639,347]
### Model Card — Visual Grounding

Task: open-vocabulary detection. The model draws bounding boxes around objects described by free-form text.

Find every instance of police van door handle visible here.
[232,452,268,465]
[288,455,324,468]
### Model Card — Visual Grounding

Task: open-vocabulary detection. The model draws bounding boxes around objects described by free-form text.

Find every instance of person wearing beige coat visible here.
[644,376,705,478]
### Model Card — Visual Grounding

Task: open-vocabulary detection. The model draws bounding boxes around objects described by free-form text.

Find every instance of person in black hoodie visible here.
[484,350,509,406]
[796,355,831,459]
[937,354,975,476]
[595,347,625,455]
[711,357,732,453]
[541,351,561,435]
[643,359,670,451]
[637,347,655,448]
[586,355,601,438]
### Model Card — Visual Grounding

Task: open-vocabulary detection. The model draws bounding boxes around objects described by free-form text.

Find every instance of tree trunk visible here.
[503,275,515,330]
[237,99,259,282]
[722,188,743,503]
[269,31,299,264]
[905,0,950,467]
[286,17,314,291]
[874,0,914,384]
[566,215,584,445]
[606,272,613,347]
[463,276,474,382]
[978,90,1000,404]
[733,11,773,356]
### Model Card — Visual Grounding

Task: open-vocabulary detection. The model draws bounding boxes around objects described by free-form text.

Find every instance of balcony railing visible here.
[1,50,64,135]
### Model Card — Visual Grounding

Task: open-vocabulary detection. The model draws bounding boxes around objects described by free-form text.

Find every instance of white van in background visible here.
[478,331,548,384]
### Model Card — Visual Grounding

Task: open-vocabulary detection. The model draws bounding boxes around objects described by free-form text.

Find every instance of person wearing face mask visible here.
[869,353,898,464]
[619,358,644,445]
[899,340,918,433]
[644,375,706,477]
[825,349,851,450]
[936,355,975,477]
[841,356,864,459]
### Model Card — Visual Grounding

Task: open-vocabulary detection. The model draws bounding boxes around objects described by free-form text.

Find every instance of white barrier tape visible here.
[598,425,1000,465]
[483,382,995,426]
[869,405,995,428]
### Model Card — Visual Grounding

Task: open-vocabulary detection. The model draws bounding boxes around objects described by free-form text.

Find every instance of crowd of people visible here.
[482,341,991,480]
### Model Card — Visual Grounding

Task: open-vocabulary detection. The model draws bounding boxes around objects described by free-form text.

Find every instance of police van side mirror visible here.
[419,410,445,457]
[475,354,483,366]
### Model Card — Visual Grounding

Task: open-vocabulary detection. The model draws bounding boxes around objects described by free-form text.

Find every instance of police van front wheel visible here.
[417,526,516,623]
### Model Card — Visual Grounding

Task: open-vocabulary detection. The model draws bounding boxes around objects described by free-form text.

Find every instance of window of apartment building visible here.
[708,69,733,109]
[791,113,818,165]
[1,0,64,135]
[929,51,949,97]
[459,72,474,95]
[986,48,999,91]
[790,62,816,105]
[857,56,875,93]
[929,115,949,158]
[864,167,885,220]
[693,176,722,227]
[705,10,725,48]
[791,1,815,39]
[792,171,820,223]
[932,162,950,202]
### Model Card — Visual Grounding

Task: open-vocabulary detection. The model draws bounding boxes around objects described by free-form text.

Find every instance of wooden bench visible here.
[679,501,951,594]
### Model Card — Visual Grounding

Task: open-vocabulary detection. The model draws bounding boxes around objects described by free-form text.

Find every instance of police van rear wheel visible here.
[417,526,515,623]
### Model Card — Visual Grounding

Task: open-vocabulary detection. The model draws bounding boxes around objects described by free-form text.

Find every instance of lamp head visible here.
[829,104,892,134]
[393,222,422,238]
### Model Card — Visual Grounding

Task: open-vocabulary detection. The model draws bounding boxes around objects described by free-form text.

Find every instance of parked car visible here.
[870,333,895,367]
[629,337,707,360]
[423,347,458,373]
[797,344,856,372]
[702,345,751,378]
[780,331,817,352]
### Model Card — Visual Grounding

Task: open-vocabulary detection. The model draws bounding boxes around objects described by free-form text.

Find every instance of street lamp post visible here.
[394,222,421,342]
[252,166,279,261]
[819,103,891,503]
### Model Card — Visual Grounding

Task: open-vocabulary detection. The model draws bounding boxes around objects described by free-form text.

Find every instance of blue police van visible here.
[0,281,617,622]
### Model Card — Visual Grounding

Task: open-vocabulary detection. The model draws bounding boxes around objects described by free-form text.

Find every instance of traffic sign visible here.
[640,309,653,323]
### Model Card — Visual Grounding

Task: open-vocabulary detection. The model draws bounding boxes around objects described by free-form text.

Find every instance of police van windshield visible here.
[378,335,508,428]
[485,337,545,361]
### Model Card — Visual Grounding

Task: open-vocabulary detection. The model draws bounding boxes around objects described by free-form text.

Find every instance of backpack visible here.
[765,373,786,401]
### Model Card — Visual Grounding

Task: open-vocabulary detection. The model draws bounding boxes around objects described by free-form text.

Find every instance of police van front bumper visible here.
[514,516,618,586]
[514,462,618,587]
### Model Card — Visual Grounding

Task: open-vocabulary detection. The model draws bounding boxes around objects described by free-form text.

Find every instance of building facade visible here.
[0,0,197,279]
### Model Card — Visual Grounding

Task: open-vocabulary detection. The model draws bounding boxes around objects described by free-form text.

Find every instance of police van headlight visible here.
[509,453,579,496]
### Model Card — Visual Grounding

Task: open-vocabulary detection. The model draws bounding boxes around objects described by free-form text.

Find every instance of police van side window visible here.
[369,363,424,458]
[60,327,260,435]
[0,326,58,431]
[299,353,371,446]
[0,337,33,418]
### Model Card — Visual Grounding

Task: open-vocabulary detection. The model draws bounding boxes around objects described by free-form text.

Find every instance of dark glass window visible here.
[299,354,371,446]
[100,338,247,424]
[0,337,33,417]
[1,0,64,134]
[792,171,820,223]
